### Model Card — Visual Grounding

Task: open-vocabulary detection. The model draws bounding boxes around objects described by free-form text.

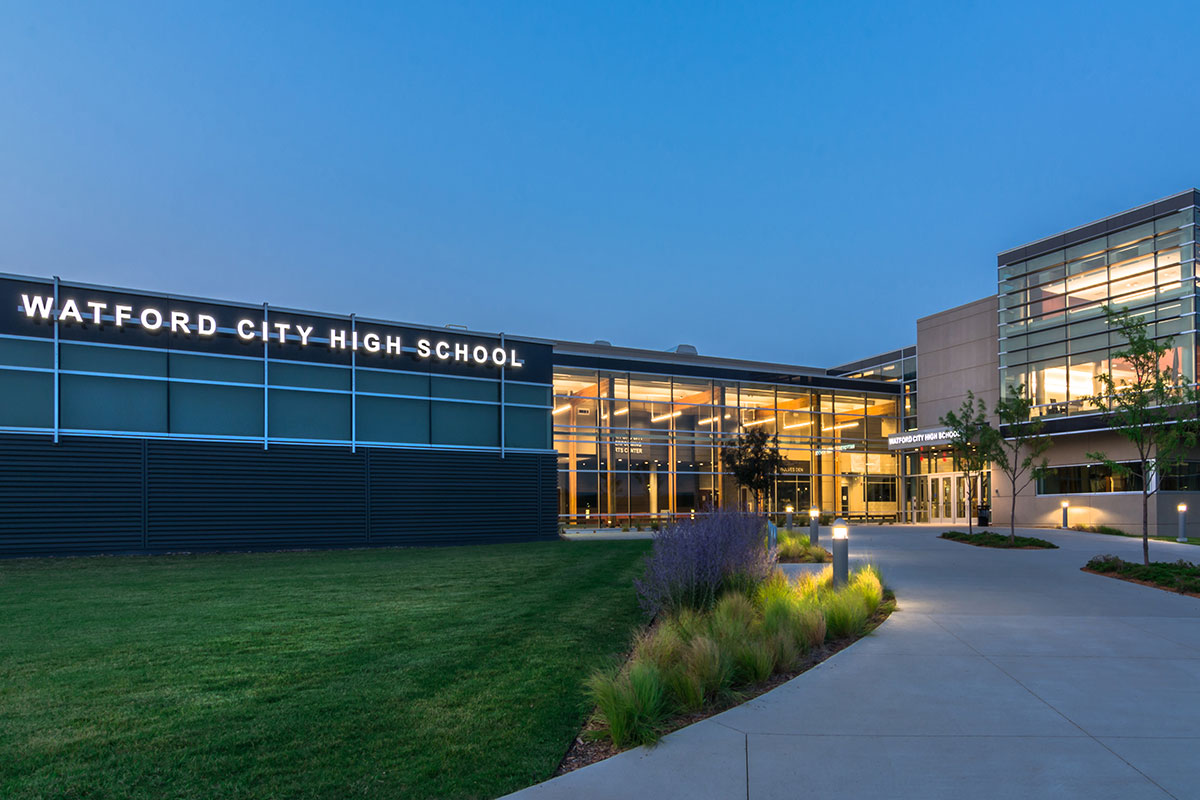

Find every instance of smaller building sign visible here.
[887,427,955,451]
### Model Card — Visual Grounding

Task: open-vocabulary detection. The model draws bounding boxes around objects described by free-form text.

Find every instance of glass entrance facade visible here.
[553,363,900,525]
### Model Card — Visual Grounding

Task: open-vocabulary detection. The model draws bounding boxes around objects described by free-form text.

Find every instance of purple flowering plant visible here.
[633,510,776,617]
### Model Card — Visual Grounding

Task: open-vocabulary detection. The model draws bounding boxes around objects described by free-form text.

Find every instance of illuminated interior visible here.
[554,369,899,525]
[999,210,1197,418]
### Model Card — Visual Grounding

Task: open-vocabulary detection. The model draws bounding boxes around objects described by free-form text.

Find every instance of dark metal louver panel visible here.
[0,435,144,555]
[0,434,557,557]
[146,441,367,551]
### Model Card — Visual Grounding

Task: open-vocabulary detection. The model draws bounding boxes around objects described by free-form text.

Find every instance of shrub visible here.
[586,661,668,747]
[1085,555,1200,594]
[634,511,777,616]
[1086,554,1124,572]
[822,592,869,639]
[1073,524,1129,537]
[941,531,1057,549]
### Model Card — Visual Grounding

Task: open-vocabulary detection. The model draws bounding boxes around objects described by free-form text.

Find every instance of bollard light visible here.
[1178,503,1188,543]
[809,507,820,549]
[786,504,794,529]
[1061,500,1069,530]
[831,517,849,588]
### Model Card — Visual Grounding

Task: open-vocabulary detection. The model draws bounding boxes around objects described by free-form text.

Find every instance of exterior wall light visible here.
[1179,503,1188,543]
[809,507,820,548]
[831,517,849,587]
[1061,500,1069,529]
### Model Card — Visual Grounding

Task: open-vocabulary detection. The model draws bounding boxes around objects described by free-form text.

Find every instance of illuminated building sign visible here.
[886,428,955,450]
[16,291,524,369]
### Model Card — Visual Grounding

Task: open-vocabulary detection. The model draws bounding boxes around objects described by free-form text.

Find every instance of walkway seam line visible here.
[927,615,1182,800]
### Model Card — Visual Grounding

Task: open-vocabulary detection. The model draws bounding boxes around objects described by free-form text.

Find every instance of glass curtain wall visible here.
[554,369,900,525]
[999,209,1197,418]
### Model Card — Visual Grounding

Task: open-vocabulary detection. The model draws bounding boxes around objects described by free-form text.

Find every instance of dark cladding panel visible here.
[146,440,367,551]
[368,449,558,546]
[0,435,144,555]
[0,435,557,556]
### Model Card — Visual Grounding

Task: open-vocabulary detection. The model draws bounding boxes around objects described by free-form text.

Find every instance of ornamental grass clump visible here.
[821,592,870,639]
[589,563,889,749]
[848,564,884,615]
[634,511,777,616]
[586,661,669,748]
[776,529,831,563]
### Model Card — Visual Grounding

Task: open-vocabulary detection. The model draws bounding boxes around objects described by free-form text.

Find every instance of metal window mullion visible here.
[263,302,269,450]
[500,332,505,458]
[52,275,60,444]
[351,314,357,454]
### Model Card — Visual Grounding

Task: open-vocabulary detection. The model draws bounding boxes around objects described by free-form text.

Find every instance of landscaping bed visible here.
[1083,554,1200,597]
[940,530,1057,549]
[0,540,652,800]
[559,512,894,773]
[776,527,831,563]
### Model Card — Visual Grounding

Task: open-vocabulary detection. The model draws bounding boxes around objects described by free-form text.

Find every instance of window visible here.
[1036,463,1143,494]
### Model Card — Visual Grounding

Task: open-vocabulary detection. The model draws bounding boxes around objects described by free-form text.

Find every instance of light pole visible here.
[1178,503,1188,543]
[1061,500,1069,530]
[832,517,849,588]
[809,507,820,549]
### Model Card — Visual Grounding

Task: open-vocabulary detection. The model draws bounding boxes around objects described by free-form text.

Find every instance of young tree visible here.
[991,385,1051,545]
[939,390,997,535]
[1088,306,1200,565]
[721,427,786,513]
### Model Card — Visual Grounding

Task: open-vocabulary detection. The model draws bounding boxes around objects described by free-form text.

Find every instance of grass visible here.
[775,528,830,563]
[586,564,888,749]
[940,530,1058,549]
[1072,523,1200,546]
[1085,554,1200,595]
[0,540,652,800]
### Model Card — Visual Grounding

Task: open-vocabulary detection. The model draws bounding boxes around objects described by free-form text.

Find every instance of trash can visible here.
[978,505,991,527]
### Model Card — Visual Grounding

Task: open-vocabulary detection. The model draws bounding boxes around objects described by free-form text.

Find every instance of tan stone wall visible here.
[989,430,1200,537]
[916,297,999,429]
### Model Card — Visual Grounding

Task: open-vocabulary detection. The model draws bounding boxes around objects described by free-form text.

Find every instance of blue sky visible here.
[2,1,1198,365]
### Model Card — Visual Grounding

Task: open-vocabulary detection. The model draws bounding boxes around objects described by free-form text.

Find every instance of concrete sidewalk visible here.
[504,525,1200,800]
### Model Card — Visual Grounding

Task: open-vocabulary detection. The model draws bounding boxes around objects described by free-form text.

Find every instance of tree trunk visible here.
[1009,471,1017,546]
[966,479,973,535]
[1142,487,1150,566]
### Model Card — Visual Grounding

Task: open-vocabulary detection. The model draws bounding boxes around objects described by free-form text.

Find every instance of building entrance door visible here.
[926,475,959,525]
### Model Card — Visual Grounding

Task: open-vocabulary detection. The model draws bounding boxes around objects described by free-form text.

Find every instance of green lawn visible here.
[0,540,652,800]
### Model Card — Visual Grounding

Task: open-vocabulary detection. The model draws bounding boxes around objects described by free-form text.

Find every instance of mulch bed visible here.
[553,598,896,777]
[1080,567,1200,600]
[939,531,1057,550]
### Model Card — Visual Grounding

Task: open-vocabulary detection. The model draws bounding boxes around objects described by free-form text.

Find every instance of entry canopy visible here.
[886,427,955,451]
